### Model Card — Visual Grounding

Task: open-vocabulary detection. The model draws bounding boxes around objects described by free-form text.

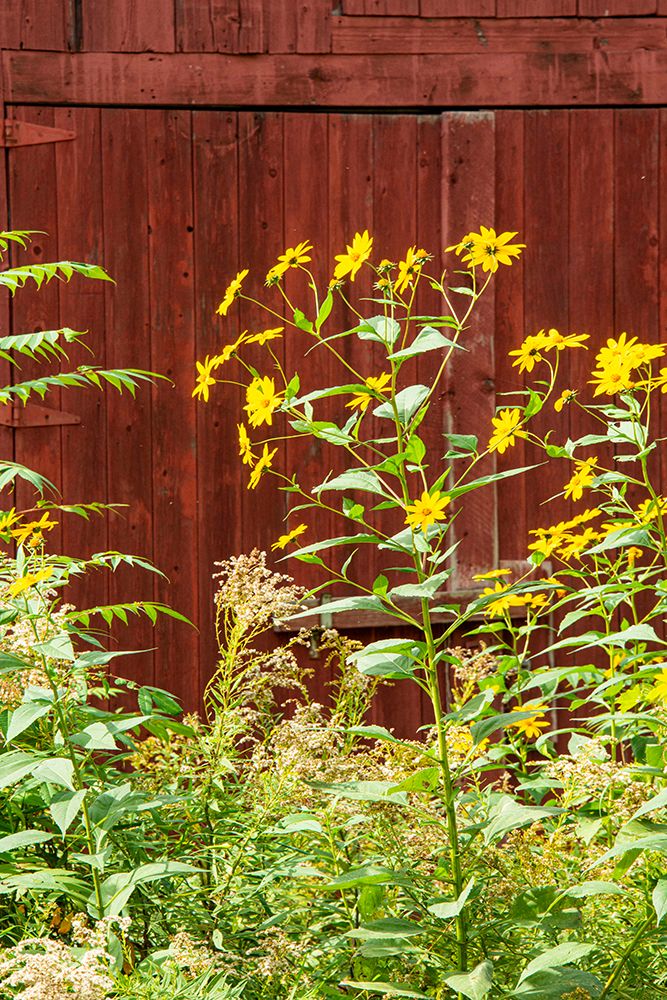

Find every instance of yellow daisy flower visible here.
[271,523,308,551]
[554,388,577,412]
[11,513,57,548]
[216,269,249,316]
[563,457,597,502]
[488,408,526,455]
[544,329,589,351]
[192,355,217,402]
[589,359,635,396]
[248,443,277,490]
[472,568,512,581]
[509,703,550,740]
[480,581,524,617]
[244,376,284,429]
[265,241,312,284]
[465,227,525,273]
[333,230,373,282]
[394,246,430,295]
[246,326,284,346]
[238,424,255,467]
[650,668,667,704]
[345,373,392,412]
[7,568,53,597]
[508,330,552,374]
[405,490,450,533]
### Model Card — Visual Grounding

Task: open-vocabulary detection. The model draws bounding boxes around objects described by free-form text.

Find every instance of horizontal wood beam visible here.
[3,47,665,107]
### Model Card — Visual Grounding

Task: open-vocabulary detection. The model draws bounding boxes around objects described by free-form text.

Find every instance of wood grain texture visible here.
[578,0,656,13]
[421,0,496,13]
[82,0,175,51]
[146,110,199,704]
[0,2,71,51]
[498,0,575,12]
[441,112,497,587]
[175,0,240,52]
[5,49,661,107]
[331,16,667,53]
[297,0,332,52]
[100,108,156,693]
[237,0,267,52]
[8,107,63,553]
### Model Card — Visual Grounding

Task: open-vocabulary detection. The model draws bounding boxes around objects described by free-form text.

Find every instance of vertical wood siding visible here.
[3,106,665,733]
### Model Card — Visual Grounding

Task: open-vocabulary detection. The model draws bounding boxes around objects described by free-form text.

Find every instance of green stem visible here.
[598,915,653,1000]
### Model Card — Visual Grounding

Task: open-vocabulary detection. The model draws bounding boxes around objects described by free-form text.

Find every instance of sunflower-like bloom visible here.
[650,668,667,704]
[554,388,577,412]
[488,408,526,455]
[265,242,313,284]
[248,443,277,490]
[346,373,392,412]
[509,703,550,740]
[404,490,450,533]
[394,246,430,295]
[545,329,590,351]
[635,496,667,525]
[7,568,53,598]
[271,523,307,551]
[480,581,524,617]
[216,269,248,316]
[557,527,601,561]
[472,568,512,582]
[11,512,58,548]
[508,330,552,374]
[333,230,373,282]
[246,327,283,345]
[464,227,525,273]
[237,424,255,467]
[244,376,284,428]
[589,358,635,396]
[192,356,217,402]
[563,457,597,502]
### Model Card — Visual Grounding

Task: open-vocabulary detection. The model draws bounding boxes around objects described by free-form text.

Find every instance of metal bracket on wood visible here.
[0,402,80,428]
[0,120,76,148]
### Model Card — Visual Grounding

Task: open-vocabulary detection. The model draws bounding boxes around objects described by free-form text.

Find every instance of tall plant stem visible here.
[598,915,653,1000]
[422,597,468,975]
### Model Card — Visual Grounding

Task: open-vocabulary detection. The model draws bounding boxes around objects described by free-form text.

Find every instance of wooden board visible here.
[579,0,656,13]
[498,0,575,12]
[175,0,240,52]
[82,0,175,51]
[5,49,667,107]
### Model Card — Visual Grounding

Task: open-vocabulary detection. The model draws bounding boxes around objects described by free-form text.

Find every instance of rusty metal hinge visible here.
[0,120,76,149]
[0,402,80,428]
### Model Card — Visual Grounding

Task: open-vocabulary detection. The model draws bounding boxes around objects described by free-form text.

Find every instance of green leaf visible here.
[91,861,200,918]
[6,701,51,741]
[428,879,475,920]
[389,571,450,599]
[0,829,53,853]
[315,291,333,331]
[341,982,429,999]
[389,767,439,793]
[444,960,494,1000]
[388,325,461,361]
[287,594,385,622]
[0,751,40,789]
[653,879,667,925]
[32,758,75,791]
[49,789,87,837]
[444,433,478,456]
[293,309,313,333]
[345,724,403,744]
[33,632,75,663]
[308,779,408,805]
[563,881,626,899]
[355,314,401,346]
[349,638,424,679]
[374,384,429,423]
[327,863,399,889]
[450,464,542,499]
[483,795,561,845]
[630,787,667,822]
[314,468,389,497]
[517,942,596,986]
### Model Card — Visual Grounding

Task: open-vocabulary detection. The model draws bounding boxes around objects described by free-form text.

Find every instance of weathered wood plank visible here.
[441,112,497,586]
[5,50,662,107]
[579,0,656,14]
[100,108,156,694]
[421,0,495,14]
[54,106,108,612]
[0,51,14,502]
[0,2,71,51]
[237,0,267,52]
[297,0,332,53]
[331,16,667,53]
[146,110,199,708]
[494,110,526,564]
[192,109,242,688]
[175,0,240,52]
[342,0,419,13]
[498,0,575,13]
[8,108,63,553]
[82,0,175,51]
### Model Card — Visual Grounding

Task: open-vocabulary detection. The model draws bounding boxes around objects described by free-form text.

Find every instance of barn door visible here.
[4,106,660,734]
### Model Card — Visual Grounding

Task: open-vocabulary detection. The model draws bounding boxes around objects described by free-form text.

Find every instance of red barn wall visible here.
[0,2,665,731]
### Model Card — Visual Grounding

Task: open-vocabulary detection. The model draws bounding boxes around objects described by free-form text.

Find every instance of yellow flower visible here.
[509,703,550,740]
[7,568,53,597]
[248,443,277,490]
[212,334,248,366]
[630,342,664,365]
[238,424,255,467]
[192,355,217,403]
[446,233,476,257]
[405,490,450,533]
[595,333,664,372]
[481,581,524,617]
[649,668,667,704]
[488,408,526,455]
[648,366,667,393]
[11,513,57,548]
[563,457,597,502]
[345,373,392,412]
[0,508,18,534]
[271,523,307,551]
[528,521,571,559]
[394,246,429,295]
[465,227,525,273]
[244,376,284,428]
[265,242,312,284]
[554,388,577,412]
[246,326,284,346]
[508,330,552,374]
[544,329,590,351]
[333,230,373,282]
[626,545,642,567]
[635,496,667,525]
[216,269,248,316]
[589,359,635,396]
[472,568,512,581]
[557,527,601,561]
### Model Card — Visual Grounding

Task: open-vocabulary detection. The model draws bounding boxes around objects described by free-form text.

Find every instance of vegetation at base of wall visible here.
[0,228,665,998]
